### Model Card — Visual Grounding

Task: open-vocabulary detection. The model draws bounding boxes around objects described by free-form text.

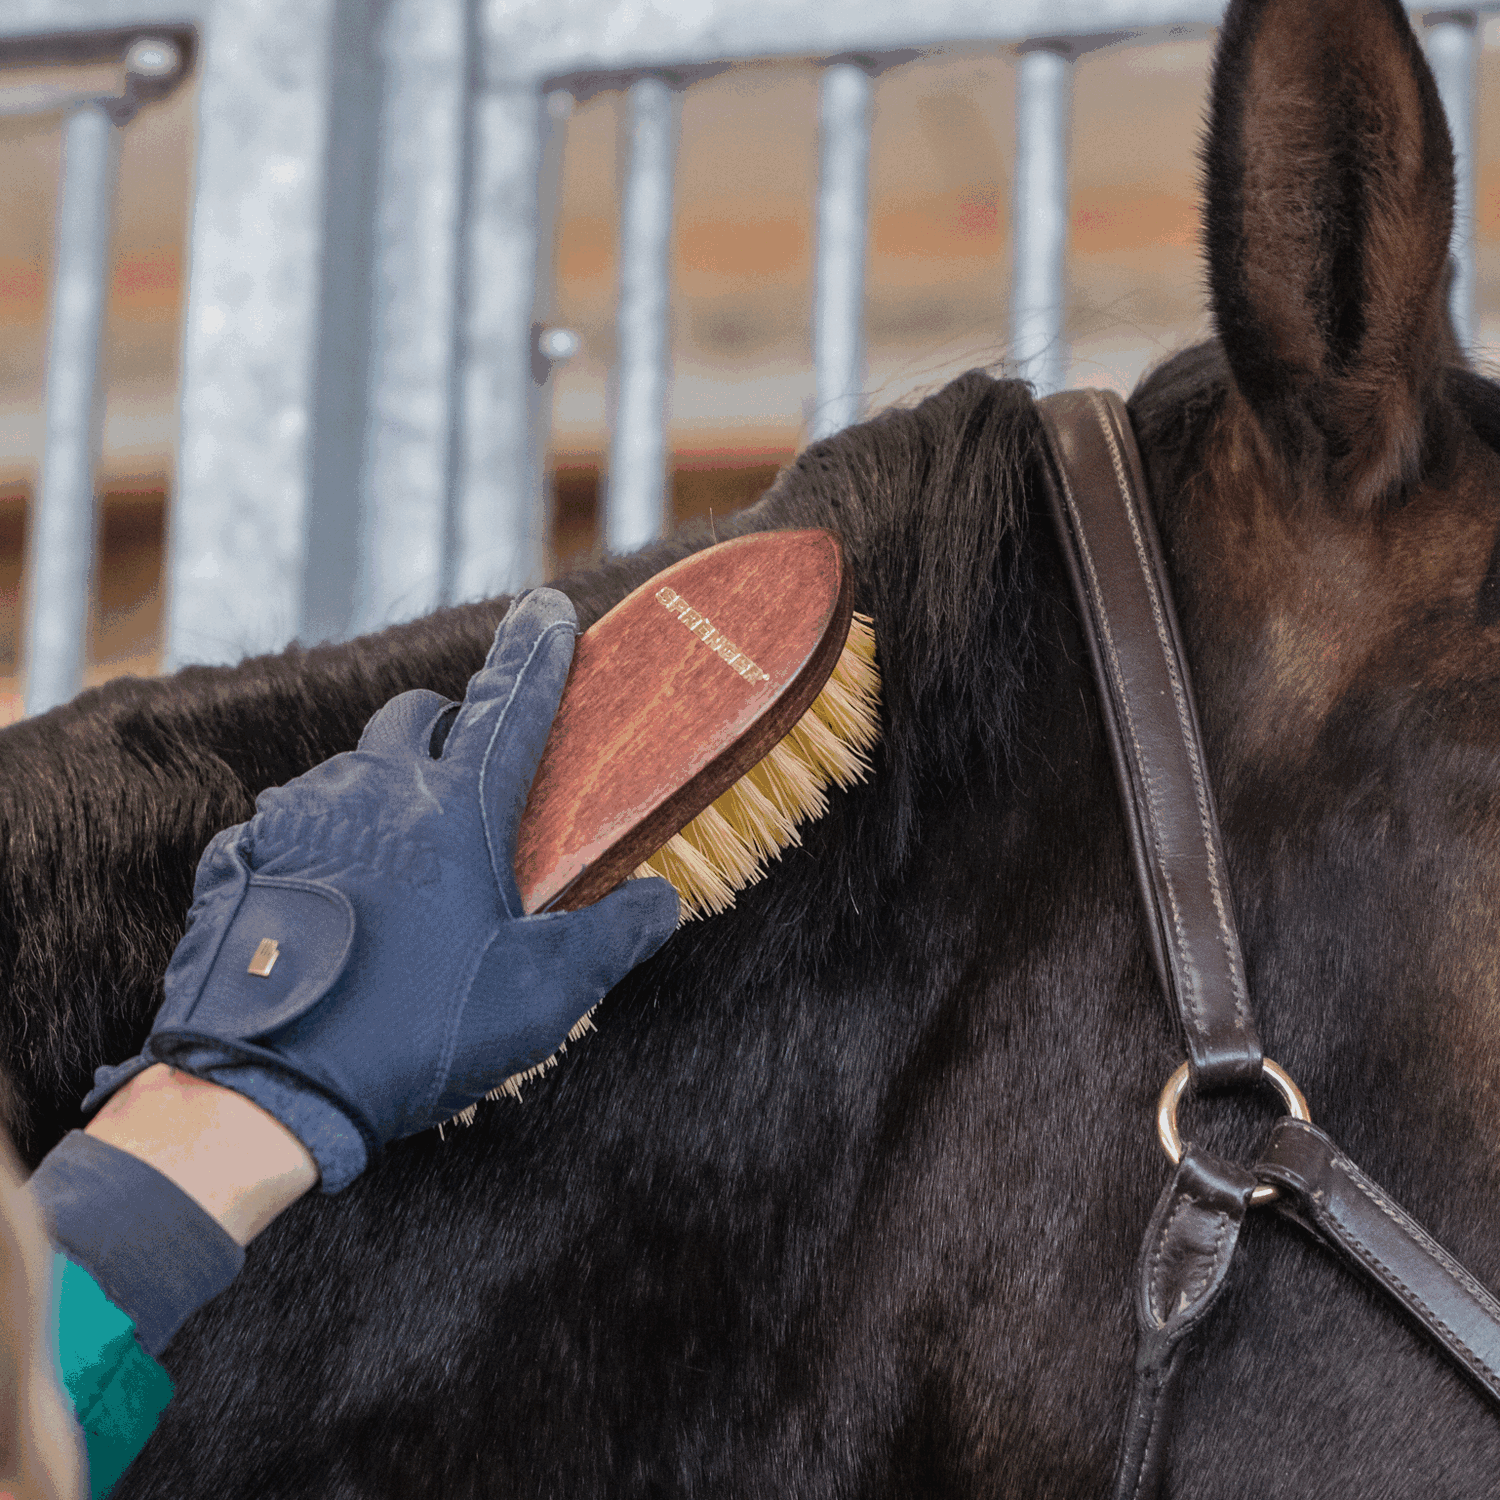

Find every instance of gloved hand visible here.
[84,590,679,1191]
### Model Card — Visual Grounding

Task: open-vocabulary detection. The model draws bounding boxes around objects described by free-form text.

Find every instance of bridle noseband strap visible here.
[1034,388,1500,1497]
[1259,1118,1500,1408]
[1036,388,1261,1091]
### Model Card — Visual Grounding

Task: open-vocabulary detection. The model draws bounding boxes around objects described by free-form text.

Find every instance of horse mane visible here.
[1126,342,1231,498]
[97,367,1137,1495]
[0,368,1051,1163]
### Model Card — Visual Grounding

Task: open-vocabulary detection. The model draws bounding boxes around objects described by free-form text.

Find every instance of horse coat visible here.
[5,0,1500,1492]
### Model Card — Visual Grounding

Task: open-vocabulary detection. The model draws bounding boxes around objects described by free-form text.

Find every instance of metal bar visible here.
[0,83,114,118]
[1010,41,1073,396]
[22,103,119,717]
[1424,10,1477,351]
[812,60,872,441]
[353,0,470,633]
[527,87,577,577]
[450,80,549,601]
[485,0,1500,100]
[299,0,387,648]
[165,0,343,668]
[606,73,680,554]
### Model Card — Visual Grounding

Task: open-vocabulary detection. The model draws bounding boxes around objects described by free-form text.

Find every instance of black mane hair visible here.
[97,367,1125,1497]
[1126,341,1232,515]
[0,371,1045,1163]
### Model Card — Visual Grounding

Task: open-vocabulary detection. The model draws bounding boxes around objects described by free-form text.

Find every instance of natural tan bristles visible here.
[635,612,880,921]
[645,825,740,916]
[455,1003,603,1121]
[708,773,789,865]
[442,611,881,1126]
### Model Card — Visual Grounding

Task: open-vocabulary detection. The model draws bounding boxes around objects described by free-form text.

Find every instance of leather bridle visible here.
[1036,389,1500,1498]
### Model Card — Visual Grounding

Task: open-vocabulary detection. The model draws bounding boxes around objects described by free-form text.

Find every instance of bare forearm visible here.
[85,1065,318,1246]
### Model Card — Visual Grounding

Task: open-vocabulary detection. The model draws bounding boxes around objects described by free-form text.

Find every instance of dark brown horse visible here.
[3,0,1498,1491]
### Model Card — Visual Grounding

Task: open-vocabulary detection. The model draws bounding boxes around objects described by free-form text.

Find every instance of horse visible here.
[4,0,1499,1491]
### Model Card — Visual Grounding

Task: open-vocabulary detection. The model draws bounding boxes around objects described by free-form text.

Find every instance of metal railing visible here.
[0,1,1492,712]
[0,26,193,715]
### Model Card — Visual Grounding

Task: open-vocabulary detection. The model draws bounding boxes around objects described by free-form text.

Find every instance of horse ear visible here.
[1204,0,1458,510]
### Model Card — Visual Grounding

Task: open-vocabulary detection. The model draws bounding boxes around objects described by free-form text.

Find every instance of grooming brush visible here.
[456,530,880,1113]
[515,528,879,917]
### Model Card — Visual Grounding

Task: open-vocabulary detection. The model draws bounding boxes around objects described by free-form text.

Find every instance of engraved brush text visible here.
[655,589,771,683]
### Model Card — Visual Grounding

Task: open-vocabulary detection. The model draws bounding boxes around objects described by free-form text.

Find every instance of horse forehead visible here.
[1214,526,1383,758]
[1182,440,1500,760]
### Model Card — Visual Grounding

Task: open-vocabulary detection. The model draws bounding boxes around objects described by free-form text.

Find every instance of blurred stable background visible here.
[3,5,1499,723]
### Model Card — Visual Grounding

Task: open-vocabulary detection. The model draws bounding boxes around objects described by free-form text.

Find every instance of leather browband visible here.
[1036,388,1261,1092]
[1033,388,1500,1497]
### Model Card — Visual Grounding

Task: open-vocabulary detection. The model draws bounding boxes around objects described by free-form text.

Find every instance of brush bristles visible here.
[636,612,879,921]
[443,612,881,1127]
[444,1003,602,1123]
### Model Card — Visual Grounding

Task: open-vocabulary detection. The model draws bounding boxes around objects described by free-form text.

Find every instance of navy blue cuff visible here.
[26,1131,245,1357]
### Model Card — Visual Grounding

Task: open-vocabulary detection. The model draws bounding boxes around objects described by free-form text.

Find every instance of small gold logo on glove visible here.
[248,938,280,977]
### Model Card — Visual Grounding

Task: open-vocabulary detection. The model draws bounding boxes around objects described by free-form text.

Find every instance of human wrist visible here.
[85,1064,318,1245]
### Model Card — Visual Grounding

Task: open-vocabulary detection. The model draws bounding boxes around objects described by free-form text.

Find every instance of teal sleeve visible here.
[52,1251,175,1499]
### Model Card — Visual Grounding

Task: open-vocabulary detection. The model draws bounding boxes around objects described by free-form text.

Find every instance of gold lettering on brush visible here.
[655,589,770,684]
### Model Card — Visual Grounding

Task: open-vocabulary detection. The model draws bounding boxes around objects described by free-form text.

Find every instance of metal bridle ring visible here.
[1155,1058,1311,1208]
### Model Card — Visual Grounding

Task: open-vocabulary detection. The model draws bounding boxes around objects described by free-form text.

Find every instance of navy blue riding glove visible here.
[83,590,679,1191]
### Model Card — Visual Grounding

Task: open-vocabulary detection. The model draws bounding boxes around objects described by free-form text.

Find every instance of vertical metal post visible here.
[299,0,387,648]
[166,0,347,668]
[606,73,679,555]
[450,80,548,601]
[812,60,872,442]
[527,87,576,575]
[1424,10,1477,351]
[1010,41,1073,397]
[353,0,469,633]
[23,103,119,717]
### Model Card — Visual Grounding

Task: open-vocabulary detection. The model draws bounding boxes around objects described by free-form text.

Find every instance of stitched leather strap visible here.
[1035,387,1500,1485]
[1257,1117,1500,1409]
[1036,388,1261,1091]
[1111,1147,1257,1500]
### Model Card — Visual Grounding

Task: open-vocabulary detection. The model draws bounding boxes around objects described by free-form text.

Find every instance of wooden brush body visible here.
[516,531,854,913]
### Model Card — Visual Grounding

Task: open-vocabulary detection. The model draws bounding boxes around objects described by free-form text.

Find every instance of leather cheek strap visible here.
[1111,1147,1258,1500]
[1036,389,1262,1091]
[1257,1118,1500,1408]
[1035,387,1500,1484]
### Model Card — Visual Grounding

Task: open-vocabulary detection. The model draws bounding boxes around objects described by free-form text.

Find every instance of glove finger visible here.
[508,877,679,1064]
[448,591,577,916]
[191,822,248,900]
[445,589,577,773]
[356,689,456,757]
[551,874,680,981]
